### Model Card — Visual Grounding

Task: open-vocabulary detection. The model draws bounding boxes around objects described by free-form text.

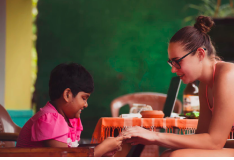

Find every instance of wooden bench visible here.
[0,147,94,157]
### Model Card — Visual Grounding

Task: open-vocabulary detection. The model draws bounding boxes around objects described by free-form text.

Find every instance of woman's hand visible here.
[122,126,158,145]
[94,136,123,157]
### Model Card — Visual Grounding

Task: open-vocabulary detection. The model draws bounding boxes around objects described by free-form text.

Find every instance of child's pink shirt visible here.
[16,102,83,147]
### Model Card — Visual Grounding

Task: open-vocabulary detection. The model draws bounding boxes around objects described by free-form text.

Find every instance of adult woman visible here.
[122,16,234,157]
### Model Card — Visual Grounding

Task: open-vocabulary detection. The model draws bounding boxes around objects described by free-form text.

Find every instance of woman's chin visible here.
[183,79,195,84]
[181,78,189,84]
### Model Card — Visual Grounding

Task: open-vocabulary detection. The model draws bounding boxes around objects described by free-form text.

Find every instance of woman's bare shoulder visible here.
[216,61,234,77]
[214,61,234,91]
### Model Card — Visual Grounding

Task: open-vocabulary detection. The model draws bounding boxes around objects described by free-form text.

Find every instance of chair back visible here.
[110,92,182,117]
[0,104,21,147]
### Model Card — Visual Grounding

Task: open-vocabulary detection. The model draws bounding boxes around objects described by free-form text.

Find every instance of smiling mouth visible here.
[177,74,184,78]
[79,108,84,112]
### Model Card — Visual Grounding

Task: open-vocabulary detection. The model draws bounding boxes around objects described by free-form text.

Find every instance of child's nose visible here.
[84,102,88,108]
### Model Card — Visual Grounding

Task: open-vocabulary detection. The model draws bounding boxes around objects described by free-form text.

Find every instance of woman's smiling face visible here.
[168,42,201,84]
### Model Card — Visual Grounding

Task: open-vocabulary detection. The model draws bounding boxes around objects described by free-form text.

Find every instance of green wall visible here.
[36,0,198,138]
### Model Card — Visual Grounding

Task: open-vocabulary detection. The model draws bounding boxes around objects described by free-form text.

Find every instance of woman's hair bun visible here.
[194,15,214,34]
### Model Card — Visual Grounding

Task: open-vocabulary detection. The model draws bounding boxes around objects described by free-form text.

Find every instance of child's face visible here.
[64,91,90,119]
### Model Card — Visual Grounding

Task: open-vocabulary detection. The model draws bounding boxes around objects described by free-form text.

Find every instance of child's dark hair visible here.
[49,63,94,101]
[170,15,220,60]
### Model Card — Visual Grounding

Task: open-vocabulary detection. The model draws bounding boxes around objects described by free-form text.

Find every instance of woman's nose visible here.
[171,66,178,73]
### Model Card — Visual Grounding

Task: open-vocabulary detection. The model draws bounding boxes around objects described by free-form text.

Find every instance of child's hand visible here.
[102,136,123,152]
[94,136,124,157]
[102,149,118,157]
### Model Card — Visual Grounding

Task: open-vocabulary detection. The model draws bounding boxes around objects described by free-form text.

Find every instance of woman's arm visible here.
[124,126,218,149]
[124,64,234,149]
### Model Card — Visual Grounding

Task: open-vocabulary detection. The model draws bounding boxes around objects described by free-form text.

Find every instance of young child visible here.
[16,63,123,156]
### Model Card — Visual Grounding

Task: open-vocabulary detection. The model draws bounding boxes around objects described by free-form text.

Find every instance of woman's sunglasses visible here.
[167,48,206,69]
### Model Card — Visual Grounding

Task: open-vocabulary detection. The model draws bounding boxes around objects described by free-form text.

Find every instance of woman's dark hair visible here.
[170,15,220,60]
[49,63,94,101]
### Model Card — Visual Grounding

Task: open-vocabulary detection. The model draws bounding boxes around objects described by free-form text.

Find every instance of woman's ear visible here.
[197,48,206,61]
[63,88,72,102]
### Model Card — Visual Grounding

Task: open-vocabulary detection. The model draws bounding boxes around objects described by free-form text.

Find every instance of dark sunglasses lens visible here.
[172,61,180,69]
